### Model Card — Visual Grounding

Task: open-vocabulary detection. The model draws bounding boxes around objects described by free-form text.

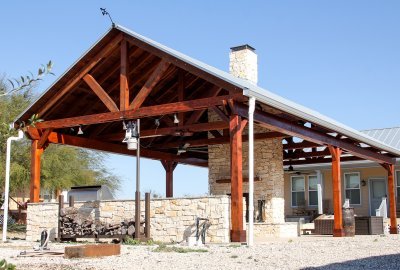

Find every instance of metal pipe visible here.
[2,130,24,242]
[248,96,256,246]
[316,170,323,215]
[136,119,140,191]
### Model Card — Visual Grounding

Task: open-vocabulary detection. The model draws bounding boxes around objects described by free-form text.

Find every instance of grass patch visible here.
[230,255,238,259]
[373,238,378,242]
[0,259,16,270]
[7,224,26,233]
[288,239,293,243]
[153,243,208,253]
[123,237,141,245]
[228,244,241,248]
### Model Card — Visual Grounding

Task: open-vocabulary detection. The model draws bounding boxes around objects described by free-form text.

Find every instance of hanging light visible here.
[173,113,180,124]
[77,125,84,135]
[122,121,138,150]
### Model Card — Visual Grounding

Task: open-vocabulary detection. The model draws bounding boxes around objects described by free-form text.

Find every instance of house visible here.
[13,25,400,242]
[284,127,400,219]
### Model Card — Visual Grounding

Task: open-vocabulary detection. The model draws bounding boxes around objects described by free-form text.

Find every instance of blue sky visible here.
[2,1,400,199]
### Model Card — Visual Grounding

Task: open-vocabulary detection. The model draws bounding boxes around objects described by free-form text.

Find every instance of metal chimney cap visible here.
[230,44,256,52]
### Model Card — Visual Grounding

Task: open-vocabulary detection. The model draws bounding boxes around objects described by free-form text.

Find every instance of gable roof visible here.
[14,25,400,160]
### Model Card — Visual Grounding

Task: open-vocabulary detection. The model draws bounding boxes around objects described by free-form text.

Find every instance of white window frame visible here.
[344,172,361,206]
[291,175,305,208]
[308,175,318,207]
[395,170,400,199]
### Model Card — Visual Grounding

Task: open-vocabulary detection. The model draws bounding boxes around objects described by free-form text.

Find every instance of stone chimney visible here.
[229,44,258,84]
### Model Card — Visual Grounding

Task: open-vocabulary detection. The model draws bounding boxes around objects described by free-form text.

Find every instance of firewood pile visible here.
[59,206,142,237]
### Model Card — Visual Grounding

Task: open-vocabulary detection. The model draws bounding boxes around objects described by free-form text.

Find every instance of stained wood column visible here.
[382,163,398,234]
[328,146,344,237]
[161,160,177,198]
[30,140,43,203]
[230,114,246,242]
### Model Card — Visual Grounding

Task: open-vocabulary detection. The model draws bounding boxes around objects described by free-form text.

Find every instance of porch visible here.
[12,25,400,243]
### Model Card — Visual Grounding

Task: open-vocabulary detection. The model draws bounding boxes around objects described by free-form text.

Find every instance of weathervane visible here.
[100,8,115,26]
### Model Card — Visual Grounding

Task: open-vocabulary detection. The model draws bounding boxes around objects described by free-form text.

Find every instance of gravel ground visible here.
[1,235,400,270]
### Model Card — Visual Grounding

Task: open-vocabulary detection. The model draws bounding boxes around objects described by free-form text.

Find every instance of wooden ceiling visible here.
[16,27,397,167]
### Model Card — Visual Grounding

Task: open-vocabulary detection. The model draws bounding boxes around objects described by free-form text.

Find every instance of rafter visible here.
[38,33,123,117]
[36,94,243,130]
[129,59,170,110]
[83,74,119,112]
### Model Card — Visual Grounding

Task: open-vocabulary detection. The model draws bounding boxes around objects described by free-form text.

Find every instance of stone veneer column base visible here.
[249,222,299,238]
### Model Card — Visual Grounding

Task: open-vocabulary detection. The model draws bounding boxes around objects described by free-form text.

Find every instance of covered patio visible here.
[14,25,399,242]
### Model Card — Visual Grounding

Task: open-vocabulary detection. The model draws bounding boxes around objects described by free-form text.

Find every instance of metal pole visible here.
[135,119,141,240]
[316,170,323,215]
[248,97,256,246]
[2,130,24,242]
[136,119,140,191]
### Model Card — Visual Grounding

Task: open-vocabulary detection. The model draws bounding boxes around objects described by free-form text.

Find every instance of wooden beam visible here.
[129,60,170,110]
[230,114,246,242]
[161,160,178,197]
[283,141,320,150]
[37,128,52,149]
[212,106,229,122]
[185,86,223,125]
[36,94,243,130]
[381,163,398,234]
[283,156,362,165]
[328,146,344,237]
[30,140,43,203]
[153,131,285,149]
[83,74,119,112]
[38,33,123,117]
[120,39,129,111]
[101,121,229,141]
[28,129,207,167]
[235,103,395,164]
[209,130,222,138]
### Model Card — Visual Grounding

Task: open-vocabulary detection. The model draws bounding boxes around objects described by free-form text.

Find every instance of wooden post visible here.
[58,194,64,242]
[145,192,151,239]
[30,140,43,203]
[230,114,246,242]
[328,146,344,237]
[382,163,398,234]
[161,161,177,198]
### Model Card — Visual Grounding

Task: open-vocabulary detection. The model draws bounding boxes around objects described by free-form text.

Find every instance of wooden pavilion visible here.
[14,25,399,242]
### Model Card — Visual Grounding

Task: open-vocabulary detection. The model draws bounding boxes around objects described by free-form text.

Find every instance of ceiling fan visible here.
[177,143,208,156]
[284,165,315,175]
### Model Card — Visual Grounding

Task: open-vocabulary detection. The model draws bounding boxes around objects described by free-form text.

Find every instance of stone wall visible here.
[26,195,231,243]
[208,111,285,224]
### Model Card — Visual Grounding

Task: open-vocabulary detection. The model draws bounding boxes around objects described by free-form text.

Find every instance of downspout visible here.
[2,130,24,242]
[248,96,256,246]
[316,170,323,215]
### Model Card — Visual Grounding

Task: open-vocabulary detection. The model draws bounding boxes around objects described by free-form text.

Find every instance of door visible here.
[369,178,387,216]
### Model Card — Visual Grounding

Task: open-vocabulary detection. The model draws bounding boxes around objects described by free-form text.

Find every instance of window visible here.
[396,171,400,202]
[291,176,305,207]
[308,175,318,206]
[344,173,361,205]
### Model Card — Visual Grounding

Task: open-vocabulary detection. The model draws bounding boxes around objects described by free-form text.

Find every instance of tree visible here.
[0,76,121,198]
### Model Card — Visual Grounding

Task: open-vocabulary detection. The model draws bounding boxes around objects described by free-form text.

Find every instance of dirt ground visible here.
[1,234,400,270]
